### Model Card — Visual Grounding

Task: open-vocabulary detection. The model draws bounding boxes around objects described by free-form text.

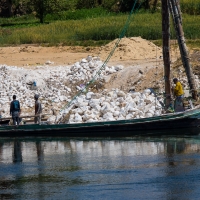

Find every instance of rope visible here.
[60,0,145,113]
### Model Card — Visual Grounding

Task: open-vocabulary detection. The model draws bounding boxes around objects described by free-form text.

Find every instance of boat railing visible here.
[0,114,51,125]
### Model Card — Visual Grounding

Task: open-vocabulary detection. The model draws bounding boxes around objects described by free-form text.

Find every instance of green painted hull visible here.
[1,107,200,137]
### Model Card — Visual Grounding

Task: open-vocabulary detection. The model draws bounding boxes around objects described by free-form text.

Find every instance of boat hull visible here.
[0,120,10,125]
[1,108,200,137]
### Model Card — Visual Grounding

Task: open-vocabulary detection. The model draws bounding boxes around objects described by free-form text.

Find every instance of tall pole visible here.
[176,0,182,24]
[169,0,198,100]
[162,0,171,107]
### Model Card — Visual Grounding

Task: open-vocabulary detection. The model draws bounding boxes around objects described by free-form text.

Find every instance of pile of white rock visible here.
[68,56,124,86]
[0,56,123,117]
[1,55,199,122]
[51,88,163,124]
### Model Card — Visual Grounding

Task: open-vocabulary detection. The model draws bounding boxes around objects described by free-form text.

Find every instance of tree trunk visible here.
[97,0,102,5]
[39,14,44,23]
[144,0,150,9]
[39,0,44,23]
[162,0,171,107]
[7,0,12,17]
[0,0,13,17]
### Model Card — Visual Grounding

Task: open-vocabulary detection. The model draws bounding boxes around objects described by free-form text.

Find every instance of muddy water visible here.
[0,136,200,199]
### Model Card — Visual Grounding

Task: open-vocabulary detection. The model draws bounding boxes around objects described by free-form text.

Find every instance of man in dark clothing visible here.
[34,94,42,124]
[10,95,21,125]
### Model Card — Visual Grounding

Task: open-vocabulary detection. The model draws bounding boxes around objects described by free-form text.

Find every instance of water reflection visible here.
[164,140,198,200]
[0,142,3,160]
[13,140,22,163]
[36,141,44,161]
[0,137,199,199]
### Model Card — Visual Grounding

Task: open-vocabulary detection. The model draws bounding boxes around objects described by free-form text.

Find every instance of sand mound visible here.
[0,37,163,67]
[101,37,162,61]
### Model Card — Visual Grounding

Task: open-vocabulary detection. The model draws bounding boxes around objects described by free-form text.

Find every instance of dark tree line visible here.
[0,0,12,17]
[0,0,156,22]
[75,0,153,11]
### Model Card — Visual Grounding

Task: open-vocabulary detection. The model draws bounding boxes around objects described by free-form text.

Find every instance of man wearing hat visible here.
[34,94,42,124]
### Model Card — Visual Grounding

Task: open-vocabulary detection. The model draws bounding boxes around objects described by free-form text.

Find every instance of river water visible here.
[0,136,200,200]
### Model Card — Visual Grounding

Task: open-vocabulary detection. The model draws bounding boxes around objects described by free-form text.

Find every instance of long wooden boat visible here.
[0,106,200,137]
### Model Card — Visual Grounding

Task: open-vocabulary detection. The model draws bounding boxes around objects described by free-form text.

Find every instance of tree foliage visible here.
[0,0,73,22]
[119,0,151,12]
[0,0,190,23]
[0,0,152,19]
[0,0,12,17]
[31,0,65,23]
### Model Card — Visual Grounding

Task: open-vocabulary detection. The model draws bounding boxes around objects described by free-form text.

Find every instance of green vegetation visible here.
[0,11,200,47]
[45,7,117,21]
[181,0,200,15]
[0,0,200,47]
[0,14,38,26]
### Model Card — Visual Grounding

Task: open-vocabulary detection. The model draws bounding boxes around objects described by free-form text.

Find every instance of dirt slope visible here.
[1,37,199,93]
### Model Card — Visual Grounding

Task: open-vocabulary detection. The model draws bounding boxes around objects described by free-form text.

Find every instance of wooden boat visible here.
[0,106,200,137]
[0,119,10,126]
[0,0,200,137]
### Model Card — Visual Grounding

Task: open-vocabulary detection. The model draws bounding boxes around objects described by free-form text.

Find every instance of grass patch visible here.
[181,0,200,15]
[0,12,200,47]
[0,14,38,27]
[152,39,200,49]
[45,7,117,21]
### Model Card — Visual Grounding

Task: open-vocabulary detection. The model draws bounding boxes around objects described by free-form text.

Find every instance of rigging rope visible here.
[60,0,145,113]
[154,45,158,113]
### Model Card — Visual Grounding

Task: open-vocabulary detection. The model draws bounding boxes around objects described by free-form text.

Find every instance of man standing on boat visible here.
[10,95,21,125]
[34,94,42,124]
[172,78,184,112]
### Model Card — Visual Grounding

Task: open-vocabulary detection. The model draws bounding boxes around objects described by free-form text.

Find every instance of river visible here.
[0,136,200,199]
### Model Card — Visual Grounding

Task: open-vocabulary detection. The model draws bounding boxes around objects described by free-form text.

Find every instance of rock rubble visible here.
[0,56,124,118]
[1,55,199,124]
[55,88,164,124]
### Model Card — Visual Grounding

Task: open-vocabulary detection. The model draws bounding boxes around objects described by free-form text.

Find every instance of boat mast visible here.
[162,0,171,107]
[169,0,198,100]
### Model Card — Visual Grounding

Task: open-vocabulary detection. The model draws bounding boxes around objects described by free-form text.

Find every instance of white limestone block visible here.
[117,91,126,97]
[114,65,124,71]
[113,111,120,117]
[103,112,113,119]
[47,115,56,124]
[89,61,95,68]
[81,58,88,63]
[74,113,82,122]
[143,89,151,95]
[145,113,153,118]
[148,109,155,115]
[86,56,93,62]
[118,115,125,120]
[86,92,94,100]
[131,92,141,98]
[126,114,133,119]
